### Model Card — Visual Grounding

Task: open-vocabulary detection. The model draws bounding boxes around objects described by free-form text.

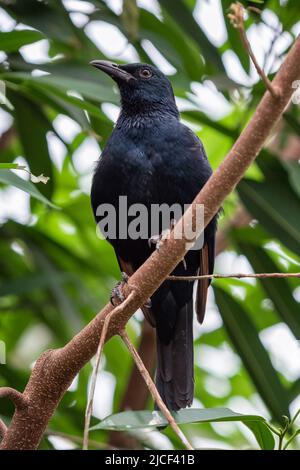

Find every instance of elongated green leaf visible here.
[284,161,300,199]
[214,286,290,423]
[0,163,25,170]
[122,0,139,40]
[237,243,300,339]
[4,72,118,105]
[0,169,57,208]
[92,407,274,449]
[0,30,44,52]
[182,110,237,139]
[237,178,300,257]
[1,0,74,43]
[283,112,300,135]
[91,6,205,81]
[8,91,54,198]
[159,0,225,73]
[289,378,300,402]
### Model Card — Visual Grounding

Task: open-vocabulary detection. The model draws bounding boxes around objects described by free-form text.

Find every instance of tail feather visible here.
[155,299,194,411]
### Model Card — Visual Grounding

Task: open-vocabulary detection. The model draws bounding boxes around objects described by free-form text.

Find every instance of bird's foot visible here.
[148,219,176,251]
[110,272,151,309]
[110,272,129,306]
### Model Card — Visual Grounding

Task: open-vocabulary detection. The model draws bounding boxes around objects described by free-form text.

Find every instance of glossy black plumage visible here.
[90,62,217,410]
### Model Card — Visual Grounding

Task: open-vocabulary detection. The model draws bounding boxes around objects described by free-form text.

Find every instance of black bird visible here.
[90,61,217,411]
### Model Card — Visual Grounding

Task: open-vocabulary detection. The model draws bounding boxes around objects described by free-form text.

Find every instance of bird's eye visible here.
[139,68,152,79]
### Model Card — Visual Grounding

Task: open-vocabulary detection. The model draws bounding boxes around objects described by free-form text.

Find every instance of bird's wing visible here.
[196,237,215,324]
[116,253,156,327]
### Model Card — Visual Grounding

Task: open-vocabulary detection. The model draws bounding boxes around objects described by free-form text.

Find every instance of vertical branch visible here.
[119,329,194,451]
[83,292,135,450]
[228,2,280,98]
[109,320,156,449]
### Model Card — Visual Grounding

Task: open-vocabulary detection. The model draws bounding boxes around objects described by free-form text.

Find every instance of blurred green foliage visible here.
[0,0,299,450]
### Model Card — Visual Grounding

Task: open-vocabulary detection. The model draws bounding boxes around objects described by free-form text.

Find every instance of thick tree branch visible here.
[1,35,300,450]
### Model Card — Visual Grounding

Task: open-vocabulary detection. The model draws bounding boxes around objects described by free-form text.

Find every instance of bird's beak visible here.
[90,60,136,83]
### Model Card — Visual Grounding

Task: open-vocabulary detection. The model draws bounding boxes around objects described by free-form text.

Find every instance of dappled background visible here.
[0,0,300,449]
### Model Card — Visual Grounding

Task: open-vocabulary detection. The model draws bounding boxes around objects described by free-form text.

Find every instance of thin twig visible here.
[0,387,28,410]
[83,291,136,450]
[168,272,300,281]
[119,329,194,451]
[228,2,279,98]
[278,416,290,450]
[0,419,7,440]
[283,429,300,450]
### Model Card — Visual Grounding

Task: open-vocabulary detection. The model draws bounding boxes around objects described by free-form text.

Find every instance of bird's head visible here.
[90,61,178,116]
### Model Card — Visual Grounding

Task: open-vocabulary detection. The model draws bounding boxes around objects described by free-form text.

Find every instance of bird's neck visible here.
[117,101,179,129]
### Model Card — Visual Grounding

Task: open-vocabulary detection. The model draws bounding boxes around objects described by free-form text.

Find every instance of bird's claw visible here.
[148,219,176,251]
[110,272,129,306]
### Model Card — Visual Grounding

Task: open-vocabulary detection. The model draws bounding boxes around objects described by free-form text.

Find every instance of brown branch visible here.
[1,35,300,450]
[168,272,300,281]
[228,2,279,98]
[108,319,156,449]
[0,387,28,411]
[83,292,135,450]
[119,330,193,450]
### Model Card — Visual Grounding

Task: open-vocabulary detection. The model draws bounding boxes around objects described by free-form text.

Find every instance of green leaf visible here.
[237,243,300,339]
[0,169,57,208]
[237,178,300,257]
[182,110,237,139]
[289,378,300,402]
[214,286,290,423]
[8,91,54,198]
[92,407,274,449]
[122,0,139,41]
[244,420,275,450]
[4,72,118,105]
[283,112,300,135]
[0,30,44,52]
[1,0,74,43]
[159,0,225,73]
[0,163,25,170]
[284,161,300,199]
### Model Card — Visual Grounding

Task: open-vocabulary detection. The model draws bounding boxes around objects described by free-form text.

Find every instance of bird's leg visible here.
[110,272,152,309]
[110,272,129,306]
[148,219,176,252]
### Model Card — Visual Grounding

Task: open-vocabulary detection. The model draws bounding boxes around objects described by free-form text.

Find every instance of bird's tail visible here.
[155,298,194,411]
